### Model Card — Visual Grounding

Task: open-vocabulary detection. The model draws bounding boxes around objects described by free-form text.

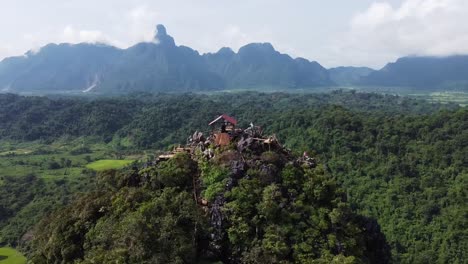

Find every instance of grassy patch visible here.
[86,159,134,171]
[0,139,149,181]
[428,91,468,106]
[0,149,33,156]
[404,91,468,106]
[0,247,26,264]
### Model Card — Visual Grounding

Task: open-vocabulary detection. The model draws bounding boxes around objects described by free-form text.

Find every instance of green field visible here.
[425,91,468,106]
[0,149,32,156]
[333,86,468,106]
[85,159,135,171]
[0,139,149,184]
[0,247,26,264]
[0,140,106,180]
[0,139,147,252]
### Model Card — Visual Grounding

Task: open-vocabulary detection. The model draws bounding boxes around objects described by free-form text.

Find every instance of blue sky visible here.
[1,0,467,68]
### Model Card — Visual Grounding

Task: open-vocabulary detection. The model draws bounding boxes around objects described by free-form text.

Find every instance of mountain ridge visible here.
[328,66,375,86]
[0,25,333,94]
[359,55,468,91]
[1,24,468,93]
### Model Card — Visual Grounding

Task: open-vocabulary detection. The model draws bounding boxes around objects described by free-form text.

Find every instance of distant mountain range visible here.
[328,66,375,86]
[360,55,468,91]
[0,24,467,94]
[0,25,331,94]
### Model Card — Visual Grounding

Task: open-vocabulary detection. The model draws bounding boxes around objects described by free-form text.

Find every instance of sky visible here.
[1,0,467,69]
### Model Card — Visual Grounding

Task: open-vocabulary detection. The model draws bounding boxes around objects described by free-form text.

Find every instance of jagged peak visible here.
[156,24,167,36]
[238,42,275,53]
[154,24,175,47]
[217,47,235,55]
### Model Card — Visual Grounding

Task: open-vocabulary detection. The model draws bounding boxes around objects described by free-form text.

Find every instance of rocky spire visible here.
[154,24,175,47]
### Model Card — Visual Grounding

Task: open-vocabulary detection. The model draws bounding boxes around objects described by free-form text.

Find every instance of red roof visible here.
[209,114,238,126]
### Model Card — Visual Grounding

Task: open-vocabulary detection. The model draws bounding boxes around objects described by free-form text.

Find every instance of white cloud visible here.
[337,0,468,68]
[193,25,252,54]
[56,5,159,49]
[221,25,251,50]
[125,6,159,44]
[1,0,468,68]
[0,45,15,61]
[194,24,292,56]
[61,25,109,44]
[0,4,160,60]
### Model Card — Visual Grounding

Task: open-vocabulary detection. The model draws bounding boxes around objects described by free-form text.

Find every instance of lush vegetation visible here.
[408,91,468,106]
[0,91,456,146]
[271,106,467,263]
[0,171,93,248]
[0,139,146,248]
[29,150,390,263]
[0,91,465,263]
[0,247,26,264]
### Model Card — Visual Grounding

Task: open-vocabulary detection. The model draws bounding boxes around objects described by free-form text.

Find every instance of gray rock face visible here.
[230,160,246,178]
[237,136,254,152]
[155,24,175,47]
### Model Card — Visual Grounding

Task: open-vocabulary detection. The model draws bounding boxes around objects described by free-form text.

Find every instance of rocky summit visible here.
[30,114,391,263]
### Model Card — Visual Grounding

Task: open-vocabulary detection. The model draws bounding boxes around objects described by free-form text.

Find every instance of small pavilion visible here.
[208,114,238,146]
[208,114,237,133]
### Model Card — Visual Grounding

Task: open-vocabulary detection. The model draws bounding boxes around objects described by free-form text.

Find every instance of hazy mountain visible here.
[204,43,331,88]
[97,25,224,92]
[0,43,121,93]
[3,25,468,94]
[328,66,374,86]
[0,25,332,94]
[360,55,468,91]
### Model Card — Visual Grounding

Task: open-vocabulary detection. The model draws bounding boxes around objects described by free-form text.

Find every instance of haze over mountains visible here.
[360,55,468,90]
[0,25,467,94]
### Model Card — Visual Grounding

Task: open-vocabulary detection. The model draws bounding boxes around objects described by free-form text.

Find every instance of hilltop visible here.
[29,115,390,263]
[0,92,465,263]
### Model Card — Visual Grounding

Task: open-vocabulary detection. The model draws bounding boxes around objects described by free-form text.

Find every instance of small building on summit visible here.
[209,114,237,133]
[209,114,237,146]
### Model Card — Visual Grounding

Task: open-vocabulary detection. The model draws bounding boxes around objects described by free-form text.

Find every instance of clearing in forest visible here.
[86,159,134,171]
[0,247,26,264]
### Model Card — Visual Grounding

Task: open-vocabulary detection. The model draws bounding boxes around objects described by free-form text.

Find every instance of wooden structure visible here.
[214,133,230,146]
[157,145,191,161]
[209,114,238,146]
[209,114,237,132]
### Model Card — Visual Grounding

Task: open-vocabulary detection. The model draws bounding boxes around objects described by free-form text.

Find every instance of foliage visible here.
[0,92,456,147]
[219,161,390,263]
[199,160,230,201]
[0,174,93,248]
[0,91,466,263]
[28,148,390,263]
[270,106,468,263]
[30,166,207,263]
[145,152,198,190]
